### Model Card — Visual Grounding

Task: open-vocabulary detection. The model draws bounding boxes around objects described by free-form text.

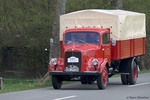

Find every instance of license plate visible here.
[65,65,79,72]
[67,56,79,63]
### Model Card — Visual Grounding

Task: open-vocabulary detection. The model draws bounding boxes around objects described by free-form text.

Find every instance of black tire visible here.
[119,58,137,85]
[128,60,137,85]
[97,67,108,89]
[121,74,128,85]
[120,59,129,85]
[80,76,87,84]
[51,75,62,89]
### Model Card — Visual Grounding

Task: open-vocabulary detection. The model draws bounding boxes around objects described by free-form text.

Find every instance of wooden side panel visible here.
[130,40,134,57]
[120,40,130,59]
[143,38,145,54]
[111,38,145,60]
[133,38,145,55]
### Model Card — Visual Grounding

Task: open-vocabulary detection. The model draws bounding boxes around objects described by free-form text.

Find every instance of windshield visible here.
[64,32,100,44]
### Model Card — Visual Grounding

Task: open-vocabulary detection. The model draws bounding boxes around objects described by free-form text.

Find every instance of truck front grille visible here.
[65,52,82,71]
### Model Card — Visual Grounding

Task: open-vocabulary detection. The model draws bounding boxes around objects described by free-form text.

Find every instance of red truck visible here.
[49,9,146,89]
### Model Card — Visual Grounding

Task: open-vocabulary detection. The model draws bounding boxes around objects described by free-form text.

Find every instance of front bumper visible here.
[49,71,101,76]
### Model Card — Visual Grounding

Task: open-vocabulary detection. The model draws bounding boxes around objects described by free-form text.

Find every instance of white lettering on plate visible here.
[67,56,79,63]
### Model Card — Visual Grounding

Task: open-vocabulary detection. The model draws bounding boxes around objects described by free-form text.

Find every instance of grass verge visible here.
[0,76,74,94]
[0,78,50,94]
[138,69,150,74]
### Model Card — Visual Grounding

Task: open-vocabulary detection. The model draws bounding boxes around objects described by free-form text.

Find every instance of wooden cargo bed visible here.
[111,38,145,60]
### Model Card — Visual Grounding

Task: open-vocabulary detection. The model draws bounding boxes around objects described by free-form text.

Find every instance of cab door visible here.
[102,33,111,66]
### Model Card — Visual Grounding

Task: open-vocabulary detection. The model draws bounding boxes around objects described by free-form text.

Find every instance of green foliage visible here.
[0,0,55,77]
[0,0,54,47]
[66,0,111,13]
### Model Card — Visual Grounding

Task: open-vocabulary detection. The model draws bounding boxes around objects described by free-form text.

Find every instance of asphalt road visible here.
[0,73,150,100]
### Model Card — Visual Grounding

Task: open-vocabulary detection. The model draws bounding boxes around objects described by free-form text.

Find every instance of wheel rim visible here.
[133,65,137,80]
[102,69,107,84]
[133,60,137,81]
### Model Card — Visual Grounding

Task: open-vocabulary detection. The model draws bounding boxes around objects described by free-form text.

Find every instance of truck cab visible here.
[49,28,110,89]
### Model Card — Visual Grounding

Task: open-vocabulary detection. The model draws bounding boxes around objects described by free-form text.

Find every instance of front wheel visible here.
[80,76,87,84]
[97,67,108,89]
[51,75,62,89]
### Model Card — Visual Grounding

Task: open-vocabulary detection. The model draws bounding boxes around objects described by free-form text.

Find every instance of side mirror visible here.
[50,38,54,46]
[112,38,116,46]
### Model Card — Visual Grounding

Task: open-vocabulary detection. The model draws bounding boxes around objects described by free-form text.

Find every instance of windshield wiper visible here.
[78,39,89,46]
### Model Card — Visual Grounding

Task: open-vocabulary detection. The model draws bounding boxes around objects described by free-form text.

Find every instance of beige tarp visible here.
[60,9,146,40]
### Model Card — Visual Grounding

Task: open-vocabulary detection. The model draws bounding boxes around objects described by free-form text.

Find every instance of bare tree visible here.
[111,0,123,9]
[51,0,66,58]
[38,0,66,83]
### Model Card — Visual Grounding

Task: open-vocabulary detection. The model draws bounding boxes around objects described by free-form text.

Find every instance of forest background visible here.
[0,0,149,78]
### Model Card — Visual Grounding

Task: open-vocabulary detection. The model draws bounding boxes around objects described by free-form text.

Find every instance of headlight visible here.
[51,58,57,65]
[92,59,98,65]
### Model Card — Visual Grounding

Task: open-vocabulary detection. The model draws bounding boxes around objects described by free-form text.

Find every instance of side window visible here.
[102,33,109,44]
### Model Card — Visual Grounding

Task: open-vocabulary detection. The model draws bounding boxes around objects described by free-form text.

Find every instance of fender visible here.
[49,58,64,72]
[86,57,95,71]
[86,57,108,72]
[97,58,108,72]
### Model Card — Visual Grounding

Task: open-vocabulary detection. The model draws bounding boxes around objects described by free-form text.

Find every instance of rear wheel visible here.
[119,59,129,85]
[119,58,137,85]
[121,74,128,85]
[128,60,137,85]
[97,67,108,89]
[51,75,62,89]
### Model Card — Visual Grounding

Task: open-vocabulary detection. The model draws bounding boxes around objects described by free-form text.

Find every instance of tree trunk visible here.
[111,0,123,9]
[51,0,66,58]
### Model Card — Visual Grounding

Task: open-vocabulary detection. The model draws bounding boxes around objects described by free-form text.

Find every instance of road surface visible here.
[0,73,150,100]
